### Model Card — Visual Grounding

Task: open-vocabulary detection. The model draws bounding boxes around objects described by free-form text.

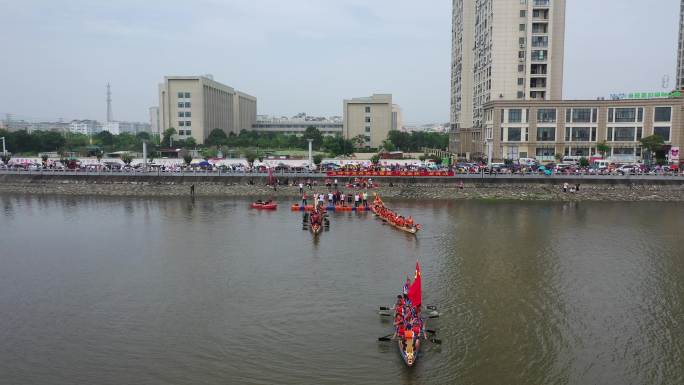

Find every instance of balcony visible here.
[533,0,550,7]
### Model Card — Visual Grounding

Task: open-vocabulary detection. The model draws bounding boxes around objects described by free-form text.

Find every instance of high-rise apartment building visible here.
[158,76,256,144]
[677,0,684,89]
[451,0,566,134]
[343,94,402,149]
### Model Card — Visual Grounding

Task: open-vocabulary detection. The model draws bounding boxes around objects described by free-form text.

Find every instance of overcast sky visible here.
[0,0,679,124]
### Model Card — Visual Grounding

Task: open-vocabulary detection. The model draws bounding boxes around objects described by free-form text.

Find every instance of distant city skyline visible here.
[0,0,680,125]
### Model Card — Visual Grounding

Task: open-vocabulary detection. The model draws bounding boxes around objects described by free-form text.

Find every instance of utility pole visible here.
[1,137,6,156]
[106,83,112,123]
[308,139,313,169]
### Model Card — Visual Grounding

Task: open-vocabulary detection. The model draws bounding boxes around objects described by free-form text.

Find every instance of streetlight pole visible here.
[0,137,6,156]
[307,139,313,169]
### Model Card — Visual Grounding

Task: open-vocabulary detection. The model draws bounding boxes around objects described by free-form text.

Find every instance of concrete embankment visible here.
[0,173,683,201]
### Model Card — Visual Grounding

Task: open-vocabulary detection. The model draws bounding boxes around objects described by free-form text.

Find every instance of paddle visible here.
[378,334,394,342]
[426,305,438,311]
[379,312,392,317]
[429,338,442,344]
[429,314,440,319]
[426,329,437,334]
[379,306,391,311]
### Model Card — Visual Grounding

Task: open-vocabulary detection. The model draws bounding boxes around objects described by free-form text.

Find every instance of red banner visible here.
[326,170,454,177]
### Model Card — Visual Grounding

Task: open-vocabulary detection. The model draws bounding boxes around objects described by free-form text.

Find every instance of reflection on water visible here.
[0,195,683,385]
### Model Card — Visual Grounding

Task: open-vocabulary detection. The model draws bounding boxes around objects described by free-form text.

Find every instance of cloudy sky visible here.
[0,0,679,124]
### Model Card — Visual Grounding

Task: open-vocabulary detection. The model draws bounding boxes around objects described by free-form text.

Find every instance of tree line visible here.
[1,126,449,158]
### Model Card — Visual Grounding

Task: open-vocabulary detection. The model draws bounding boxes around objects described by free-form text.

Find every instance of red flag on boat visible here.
[407,261,421,307]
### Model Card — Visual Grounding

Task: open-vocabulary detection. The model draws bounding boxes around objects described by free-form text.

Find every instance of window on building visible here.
[519,37,526,45]
[185,102,191,108]
[185,112,192,118]
[508,127,522,141]
[608,108,614,122]
[572,127,592,141]
[518,64,525,72]
[654,126,671,141]
[535,147,555,157]
[636,127,643,140]
[518,51,525,59]
[184,92,191,98]
[178,130,184,135]
[654,107,672,122]
[614,108,636,123]
[531,50,548,61]
[178,92,184,99]
[365,126,371,133]
[178,121,185,127]
[537,108,556,123]
[185,130,192,136]
[508,109,523,123]
[519,24,526,31]
[537,127,555,141]
[517,78,524,86]
[365,106,371,113]
[178,102,184,108]
[592,108,598,123]
[571,108,592,123]
[517,91,525,99]
[607,127,613,141]
[613,147,635,156]
[364,117,371,123]
[185,121,191,127]
[520,10,527,17]
[613,127,635,141]
[178,112,184,118]
[637,108,643,122]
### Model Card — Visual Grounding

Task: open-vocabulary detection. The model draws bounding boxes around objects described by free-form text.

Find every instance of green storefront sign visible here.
[610,91,682,100]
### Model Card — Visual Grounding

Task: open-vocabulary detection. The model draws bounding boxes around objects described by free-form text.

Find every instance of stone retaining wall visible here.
[0,174,683,201]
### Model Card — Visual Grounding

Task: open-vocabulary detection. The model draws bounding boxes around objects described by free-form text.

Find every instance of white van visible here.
[562,156,581,165]
[592,159,610,169]
[518,158,537,166]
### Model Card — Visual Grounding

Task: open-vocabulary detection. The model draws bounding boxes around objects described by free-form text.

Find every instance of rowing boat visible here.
[310,222,322,235]
[399,336,419,366]
[251,202,277,210]
[371,203,419,234]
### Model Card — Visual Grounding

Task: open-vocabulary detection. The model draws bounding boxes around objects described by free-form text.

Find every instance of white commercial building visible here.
[343,94,402,148]
[158,75,257,145]
[252,114,343,136]
[451,0,566,131]
[69,120,99,135]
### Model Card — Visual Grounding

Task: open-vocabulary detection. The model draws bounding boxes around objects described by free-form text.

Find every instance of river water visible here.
[1,194,683,385]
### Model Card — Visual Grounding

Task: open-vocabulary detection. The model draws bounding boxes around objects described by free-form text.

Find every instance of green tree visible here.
[41,154,49,165]
[184,137,197,148]
[244,149,257,167]
[322,135,354,156]
[303,126,323,149]
[206,128,228,146]
[162,128,177,147]
[351,134,367,148]
[579,157,590,167]
[381,139,395,152]
[94,131,114,146]
[121,153,133,165]
[96,150,103,162]
[554,153,562,162]
[183,153,193,166]
[1,154,11,165]
[313,154,323,167]
[640,134,666,165]
[596,141,610,159]
[136,132,151,141]
[370,154,380,164]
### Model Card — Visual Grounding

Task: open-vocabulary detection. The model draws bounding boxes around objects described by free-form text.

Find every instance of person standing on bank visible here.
[190,184,195,197]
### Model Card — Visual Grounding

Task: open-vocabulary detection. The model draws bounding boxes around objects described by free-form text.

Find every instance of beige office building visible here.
[450,96,684,163]
[343,94,402,149]
[158,76,256,144]
[451,0,566,133]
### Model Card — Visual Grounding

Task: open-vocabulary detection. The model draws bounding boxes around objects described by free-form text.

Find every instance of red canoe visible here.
[251,202,278,210]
